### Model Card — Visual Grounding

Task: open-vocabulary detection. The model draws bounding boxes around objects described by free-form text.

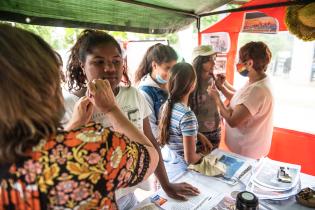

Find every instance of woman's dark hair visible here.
[66,29,127,92]
[239,41,272,72]
[55,51,65,83]
[0,24,64,164]
[189,55,212,115]
[158,62,196,146]
[134,43,178,83]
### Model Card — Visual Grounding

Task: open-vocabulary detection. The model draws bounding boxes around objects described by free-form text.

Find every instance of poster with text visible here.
[242,12,278,33]
[201,32,230,53]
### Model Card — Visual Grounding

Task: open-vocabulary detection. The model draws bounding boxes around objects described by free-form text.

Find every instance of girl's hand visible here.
[197,133,213,156]
[87,79,117,114]
[65,96,94,130]
[164,182,200,201]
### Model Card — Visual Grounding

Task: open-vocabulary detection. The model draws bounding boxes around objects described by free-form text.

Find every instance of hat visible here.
[191,45,216,62]
[285,2,315,41]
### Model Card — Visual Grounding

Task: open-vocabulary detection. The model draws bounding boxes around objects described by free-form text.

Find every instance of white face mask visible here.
[156,73,168,84]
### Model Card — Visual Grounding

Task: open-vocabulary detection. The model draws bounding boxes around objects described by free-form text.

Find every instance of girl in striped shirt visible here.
[158,62,212,180]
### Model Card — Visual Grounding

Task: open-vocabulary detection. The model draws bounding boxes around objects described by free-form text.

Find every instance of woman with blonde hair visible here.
[0,24,158,209]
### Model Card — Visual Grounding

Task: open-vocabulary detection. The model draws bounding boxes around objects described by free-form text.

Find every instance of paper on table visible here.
[246,179,301,200]
[210,149,256,185]
[150,172,219,210]
[251,158,301,191]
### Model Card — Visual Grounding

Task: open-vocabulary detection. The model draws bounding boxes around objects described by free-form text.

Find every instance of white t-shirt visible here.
[63,86,152,199]
[63,86,151,131]
[226,77,274,159]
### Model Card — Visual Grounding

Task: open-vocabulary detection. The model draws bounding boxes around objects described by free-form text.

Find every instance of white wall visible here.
[290,37,314,82]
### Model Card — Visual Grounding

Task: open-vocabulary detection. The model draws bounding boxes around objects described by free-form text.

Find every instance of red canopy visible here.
[199,0,289,83]
[201,0,288,34]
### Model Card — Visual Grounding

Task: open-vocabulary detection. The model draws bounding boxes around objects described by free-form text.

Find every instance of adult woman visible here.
[0,24,158,209]
[65,31,199,205]
[208,41,274,159]
[190,45,221,149]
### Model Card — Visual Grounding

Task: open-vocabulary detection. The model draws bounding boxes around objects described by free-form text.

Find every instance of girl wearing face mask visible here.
[208,41,274,160]
[136,44,203,196]
[135,43,178,139]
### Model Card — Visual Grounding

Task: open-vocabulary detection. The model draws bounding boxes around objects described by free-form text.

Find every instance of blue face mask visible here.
[156,73,168,84]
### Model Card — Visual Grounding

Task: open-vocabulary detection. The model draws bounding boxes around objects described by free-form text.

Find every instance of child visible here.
[189,45,222,149]
[136,43,177,139]
[159,62,212,180]
[136,44,201,199]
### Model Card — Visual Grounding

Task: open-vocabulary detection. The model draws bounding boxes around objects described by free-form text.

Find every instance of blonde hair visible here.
[0,24,64,163]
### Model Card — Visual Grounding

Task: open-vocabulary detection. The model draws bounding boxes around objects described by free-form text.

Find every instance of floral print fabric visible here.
[0,123,150,210]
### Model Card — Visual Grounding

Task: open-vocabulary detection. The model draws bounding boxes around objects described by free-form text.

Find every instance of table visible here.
[135,152,315,210]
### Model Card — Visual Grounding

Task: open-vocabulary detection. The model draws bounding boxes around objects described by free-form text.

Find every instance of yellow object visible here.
[285,2,315,41]
[136,203,159,210]
[188,154,226,176]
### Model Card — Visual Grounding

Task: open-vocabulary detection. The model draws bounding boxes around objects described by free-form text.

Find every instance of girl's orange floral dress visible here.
[0,123,150,209]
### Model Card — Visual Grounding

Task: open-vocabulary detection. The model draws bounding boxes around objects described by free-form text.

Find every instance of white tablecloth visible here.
[135,155,315,210]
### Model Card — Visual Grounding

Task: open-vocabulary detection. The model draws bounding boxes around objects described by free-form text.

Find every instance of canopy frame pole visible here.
[116,0,199,18]
[196,17,200,32]
[199,0,311,17]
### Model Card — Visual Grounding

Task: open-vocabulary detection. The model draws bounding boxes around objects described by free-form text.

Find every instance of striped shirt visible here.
[167,103,198,157]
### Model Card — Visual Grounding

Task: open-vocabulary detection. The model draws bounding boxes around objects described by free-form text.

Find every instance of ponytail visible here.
[158,99,173,146]
[158,62,196,146]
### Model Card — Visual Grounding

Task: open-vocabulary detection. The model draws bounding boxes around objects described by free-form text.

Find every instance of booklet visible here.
[211,149,256,185]
[250,158,301,191]
[150,172,219,210]
[246,179,301,200]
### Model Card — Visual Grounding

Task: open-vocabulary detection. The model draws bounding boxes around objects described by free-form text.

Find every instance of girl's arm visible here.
[143,118,200,200]
[183,136,203,165]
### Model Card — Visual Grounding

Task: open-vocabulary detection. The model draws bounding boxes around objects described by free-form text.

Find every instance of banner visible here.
[242,12,278,33]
